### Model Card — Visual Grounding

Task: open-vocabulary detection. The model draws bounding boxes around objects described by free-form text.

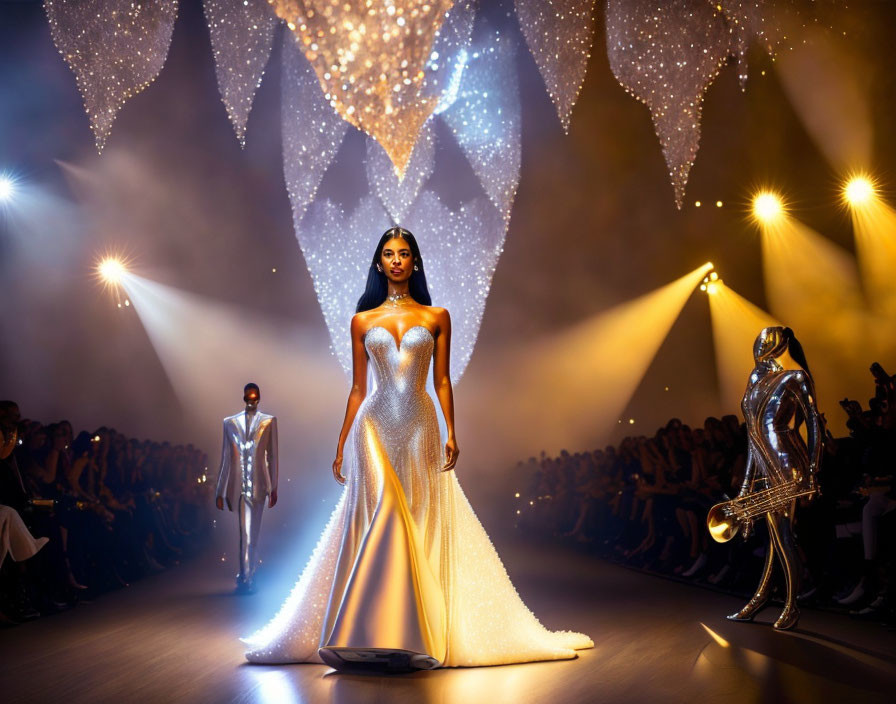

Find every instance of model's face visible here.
[754,326,787,365]
[380,237,414,283]
[244,389,260,410]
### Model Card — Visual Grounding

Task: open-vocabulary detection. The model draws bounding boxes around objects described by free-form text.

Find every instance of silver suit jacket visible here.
[215,410,279,510]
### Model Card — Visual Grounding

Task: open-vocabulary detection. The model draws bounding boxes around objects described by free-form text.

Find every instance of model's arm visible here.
[215,420,232,511]
[789,371,823,492]
[332,314,369,485]
[267,416,279,507]
[433,308,459,471]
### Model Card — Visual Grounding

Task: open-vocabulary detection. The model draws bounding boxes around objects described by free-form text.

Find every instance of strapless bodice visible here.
[364,325,434,396]
[359,325,437,455]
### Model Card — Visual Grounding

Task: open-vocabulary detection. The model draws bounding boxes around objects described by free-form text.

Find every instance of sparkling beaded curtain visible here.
[270,0,456,177]
[298,196,392,373]
[514,0,596,131]
[606,0,731,208]
[44,0,179,151]
[281,32,350,225]
[203,0,278,145]
[404,191,507,382]
[301,25,515,382]
[441,27,521,224]
[366,123,436,224]
[718,1,792,87]
[423,0,477,112]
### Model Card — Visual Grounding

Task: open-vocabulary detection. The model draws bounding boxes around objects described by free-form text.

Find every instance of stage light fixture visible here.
[844,175,876,207]
[0,175,15,202]
[752,191,784,224]
[97,256,127,285]
[700,268,722,295]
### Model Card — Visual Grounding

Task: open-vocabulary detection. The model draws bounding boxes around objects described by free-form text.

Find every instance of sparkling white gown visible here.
[243,325,592,666]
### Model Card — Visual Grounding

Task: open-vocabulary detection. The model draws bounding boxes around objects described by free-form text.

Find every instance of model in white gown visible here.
[242,320,592,667]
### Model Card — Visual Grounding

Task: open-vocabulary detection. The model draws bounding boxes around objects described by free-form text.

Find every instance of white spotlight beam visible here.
[121,274,345,432]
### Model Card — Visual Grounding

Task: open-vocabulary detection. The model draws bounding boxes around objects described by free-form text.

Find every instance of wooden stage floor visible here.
[2,536,894,704]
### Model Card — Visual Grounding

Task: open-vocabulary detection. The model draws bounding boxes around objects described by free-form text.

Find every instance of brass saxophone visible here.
[707,480,817,543]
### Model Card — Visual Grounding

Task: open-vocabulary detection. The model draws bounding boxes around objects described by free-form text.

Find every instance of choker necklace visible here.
[385,292,412,306]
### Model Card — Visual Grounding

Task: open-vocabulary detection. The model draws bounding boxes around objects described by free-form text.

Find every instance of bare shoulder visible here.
[431,306,450,323]
[350,310,373,335]
[427,306,450,334]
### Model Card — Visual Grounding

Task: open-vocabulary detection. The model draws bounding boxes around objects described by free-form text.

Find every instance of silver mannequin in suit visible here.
[215,384,278,592]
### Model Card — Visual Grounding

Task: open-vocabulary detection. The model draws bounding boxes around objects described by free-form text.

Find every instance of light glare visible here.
[752,192,784,224]
[844,176,875,207]
[98,257,127,285]
[0,176,14,201]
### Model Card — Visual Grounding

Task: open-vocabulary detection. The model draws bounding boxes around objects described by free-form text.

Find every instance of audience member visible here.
[0,401,212,626]
[517,362,896,624]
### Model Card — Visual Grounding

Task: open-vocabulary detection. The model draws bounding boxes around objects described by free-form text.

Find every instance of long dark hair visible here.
[355,227,432,312]
[783,326,812,379]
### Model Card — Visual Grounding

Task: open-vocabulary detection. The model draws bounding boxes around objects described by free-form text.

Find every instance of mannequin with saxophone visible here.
[707,326,822,630]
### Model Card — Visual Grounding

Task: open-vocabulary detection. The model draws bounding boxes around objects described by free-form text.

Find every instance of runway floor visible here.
[1,537,894,704]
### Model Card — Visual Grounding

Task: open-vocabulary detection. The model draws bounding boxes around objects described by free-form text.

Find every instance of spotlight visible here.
[700,268,723,294]
[752,191,784,224]
[97,256,128,286]
[843,175,876,207]
[0,175,15,202]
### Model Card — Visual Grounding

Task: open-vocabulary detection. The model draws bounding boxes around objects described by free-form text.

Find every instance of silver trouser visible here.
[238,494,265,585]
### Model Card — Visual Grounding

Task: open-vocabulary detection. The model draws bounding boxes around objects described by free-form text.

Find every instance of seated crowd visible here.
[0,401,213,625]
[516,362,896,622]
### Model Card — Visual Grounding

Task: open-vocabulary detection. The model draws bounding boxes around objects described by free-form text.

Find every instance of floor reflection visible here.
[692,623,894,703]
[239,653,594,704]
[245,669,314,704]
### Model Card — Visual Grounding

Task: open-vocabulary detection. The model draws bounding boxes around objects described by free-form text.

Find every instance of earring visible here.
[414,265,419,271]
[376,264,383,272]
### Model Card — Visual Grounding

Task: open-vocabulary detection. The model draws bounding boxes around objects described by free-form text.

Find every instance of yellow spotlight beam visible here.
[844,175,896,314]
[707,281,782,412]
[754,192,864,344]
[748,192,887,435]
[465,263,713,460]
